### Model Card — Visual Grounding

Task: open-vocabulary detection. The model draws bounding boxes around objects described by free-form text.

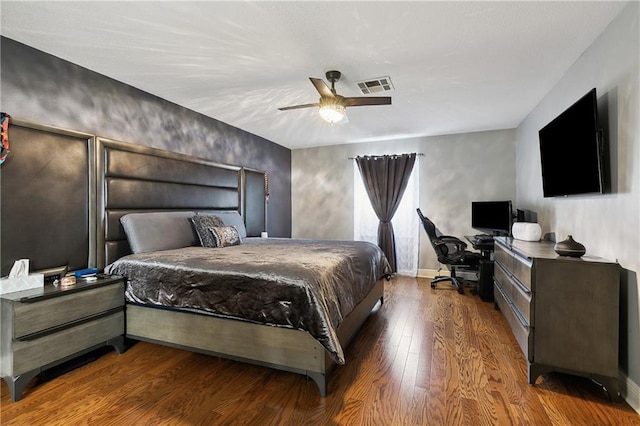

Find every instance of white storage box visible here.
[512,222,542,242]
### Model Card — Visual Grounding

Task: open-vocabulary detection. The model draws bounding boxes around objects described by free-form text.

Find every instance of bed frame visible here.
[96,138,384,395]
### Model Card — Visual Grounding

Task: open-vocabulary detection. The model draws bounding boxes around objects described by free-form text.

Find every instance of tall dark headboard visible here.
[244,168,267,237]
[97,138,266,268]
[1,123,266,273]
[1,121,95,277]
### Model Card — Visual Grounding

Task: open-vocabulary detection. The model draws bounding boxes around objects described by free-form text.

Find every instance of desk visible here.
[464,236,495,302]
[465,235,494,257]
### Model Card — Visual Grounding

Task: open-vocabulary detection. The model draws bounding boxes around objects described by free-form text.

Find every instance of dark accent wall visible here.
[0,37,291,237]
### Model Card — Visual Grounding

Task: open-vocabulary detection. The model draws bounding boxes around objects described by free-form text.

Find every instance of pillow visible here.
[190,214,225,247]
[120,211,198,254]
[213,211,247,239]
[207,226,241,248]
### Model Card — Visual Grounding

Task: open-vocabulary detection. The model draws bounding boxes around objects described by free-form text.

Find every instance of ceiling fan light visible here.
[319,103,346,124]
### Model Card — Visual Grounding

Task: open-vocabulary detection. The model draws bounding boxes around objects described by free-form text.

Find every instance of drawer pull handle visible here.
[18,279,122,303]
[512,305,530,329]
[512,276,532,295]
[495,258,531,295]
[494,279,530,329]
[495,260,512,278]
[17,308,123,341]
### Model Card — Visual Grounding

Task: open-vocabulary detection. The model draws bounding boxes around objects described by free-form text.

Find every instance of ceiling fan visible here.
[278,70,392,124]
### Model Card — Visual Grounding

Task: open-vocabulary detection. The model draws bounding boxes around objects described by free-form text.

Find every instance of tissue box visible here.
[0,274,44,295]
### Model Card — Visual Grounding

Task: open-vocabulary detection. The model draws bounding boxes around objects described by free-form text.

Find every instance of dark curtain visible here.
[355,153,416,272]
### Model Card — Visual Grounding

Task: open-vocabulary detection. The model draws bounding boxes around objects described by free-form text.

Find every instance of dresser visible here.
[0,276,125,401]
[493,237,620,399]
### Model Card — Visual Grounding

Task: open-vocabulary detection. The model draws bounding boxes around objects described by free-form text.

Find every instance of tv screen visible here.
[538,88,604,197]
[471,201,512,236]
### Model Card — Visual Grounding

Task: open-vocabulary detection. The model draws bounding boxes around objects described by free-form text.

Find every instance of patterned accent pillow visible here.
[190,214,225,247]
[208,226,241,248]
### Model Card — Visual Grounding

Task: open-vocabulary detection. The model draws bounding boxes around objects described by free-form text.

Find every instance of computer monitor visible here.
[471,201,512,236]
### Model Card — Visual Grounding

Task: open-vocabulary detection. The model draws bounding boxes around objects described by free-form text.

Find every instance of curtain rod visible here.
[348,153,424,160]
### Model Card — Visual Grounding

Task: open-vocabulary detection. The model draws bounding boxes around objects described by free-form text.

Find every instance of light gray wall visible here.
[292,129,516,271]
[515,2,640,398]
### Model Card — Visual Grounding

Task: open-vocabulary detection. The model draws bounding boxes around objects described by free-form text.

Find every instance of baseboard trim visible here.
[620,371,640,414]
[417,269,450,279]
[417,269,478,280]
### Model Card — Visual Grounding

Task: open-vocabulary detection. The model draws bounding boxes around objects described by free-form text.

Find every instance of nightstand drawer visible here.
[13,282,124,338]
[11,310,124,375]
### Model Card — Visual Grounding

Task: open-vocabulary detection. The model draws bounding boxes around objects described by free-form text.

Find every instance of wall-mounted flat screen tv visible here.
[538,88,604,197]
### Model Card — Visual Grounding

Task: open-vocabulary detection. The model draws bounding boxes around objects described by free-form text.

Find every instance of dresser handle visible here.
[511,275,531,296]
[17,307,123,341]
[495,259,531,295]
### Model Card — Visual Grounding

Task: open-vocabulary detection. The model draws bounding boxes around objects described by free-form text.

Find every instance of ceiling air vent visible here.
[355,76,394,95]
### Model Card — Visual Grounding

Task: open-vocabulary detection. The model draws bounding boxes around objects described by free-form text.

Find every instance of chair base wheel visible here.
[430,276,464,294]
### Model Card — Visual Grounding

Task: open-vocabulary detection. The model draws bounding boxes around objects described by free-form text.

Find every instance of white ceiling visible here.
[0,1,627,150]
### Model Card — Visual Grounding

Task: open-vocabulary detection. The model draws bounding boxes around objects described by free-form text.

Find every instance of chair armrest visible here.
[437,236,468,249]
[433,237,468,262]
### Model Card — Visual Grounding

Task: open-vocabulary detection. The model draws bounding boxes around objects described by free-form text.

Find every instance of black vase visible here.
[554,235,586,257]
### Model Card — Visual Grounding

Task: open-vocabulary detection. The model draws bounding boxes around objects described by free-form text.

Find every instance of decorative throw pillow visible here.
[190,214,225,247]
[207,226,241,248]
[215,211,247,239]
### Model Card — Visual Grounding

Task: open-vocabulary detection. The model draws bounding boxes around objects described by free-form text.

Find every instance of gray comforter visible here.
[105,238,391,364]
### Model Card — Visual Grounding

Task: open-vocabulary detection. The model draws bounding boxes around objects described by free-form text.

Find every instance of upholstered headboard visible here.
[96,138,266,267]
[1,120,95,277]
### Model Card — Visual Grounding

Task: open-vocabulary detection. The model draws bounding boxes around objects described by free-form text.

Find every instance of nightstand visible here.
[1,275,125,401]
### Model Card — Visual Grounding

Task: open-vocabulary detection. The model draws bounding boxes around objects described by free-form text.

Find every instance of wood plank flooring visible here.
[1,276,638,425]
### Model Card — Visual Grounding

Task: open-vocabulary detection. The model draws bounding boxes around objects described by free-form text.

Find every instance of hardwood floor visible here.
[1,276,638,425]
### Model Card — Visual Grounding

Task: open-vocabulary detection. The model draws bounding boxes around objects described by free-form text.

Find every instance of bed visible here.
[97,138,390,395]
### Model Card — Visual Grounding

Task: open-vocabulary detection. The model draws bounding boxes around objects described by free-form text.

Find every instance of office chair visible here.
[416,208,481,294]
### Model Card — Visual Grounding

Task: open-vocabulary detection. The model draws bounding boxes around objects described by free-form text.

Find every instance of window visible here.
[353,161,419,276]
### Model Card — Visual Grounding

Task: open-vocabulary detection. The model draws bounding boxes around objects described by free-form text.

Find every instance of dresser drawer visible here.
[511,255,532,291]
[11,310,124,375]
[494,282,531,361]
[510,279,532,324]
[494,244,512,271]
[495,243,532,291]
[494,262,532,324]
[13,282,124,338]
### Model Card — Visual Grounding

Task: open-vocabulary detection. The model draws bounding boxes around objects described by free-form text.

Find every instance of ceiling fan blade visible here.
[278,103,319,111]
[310,78,334,98]
[344,97,392,107]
